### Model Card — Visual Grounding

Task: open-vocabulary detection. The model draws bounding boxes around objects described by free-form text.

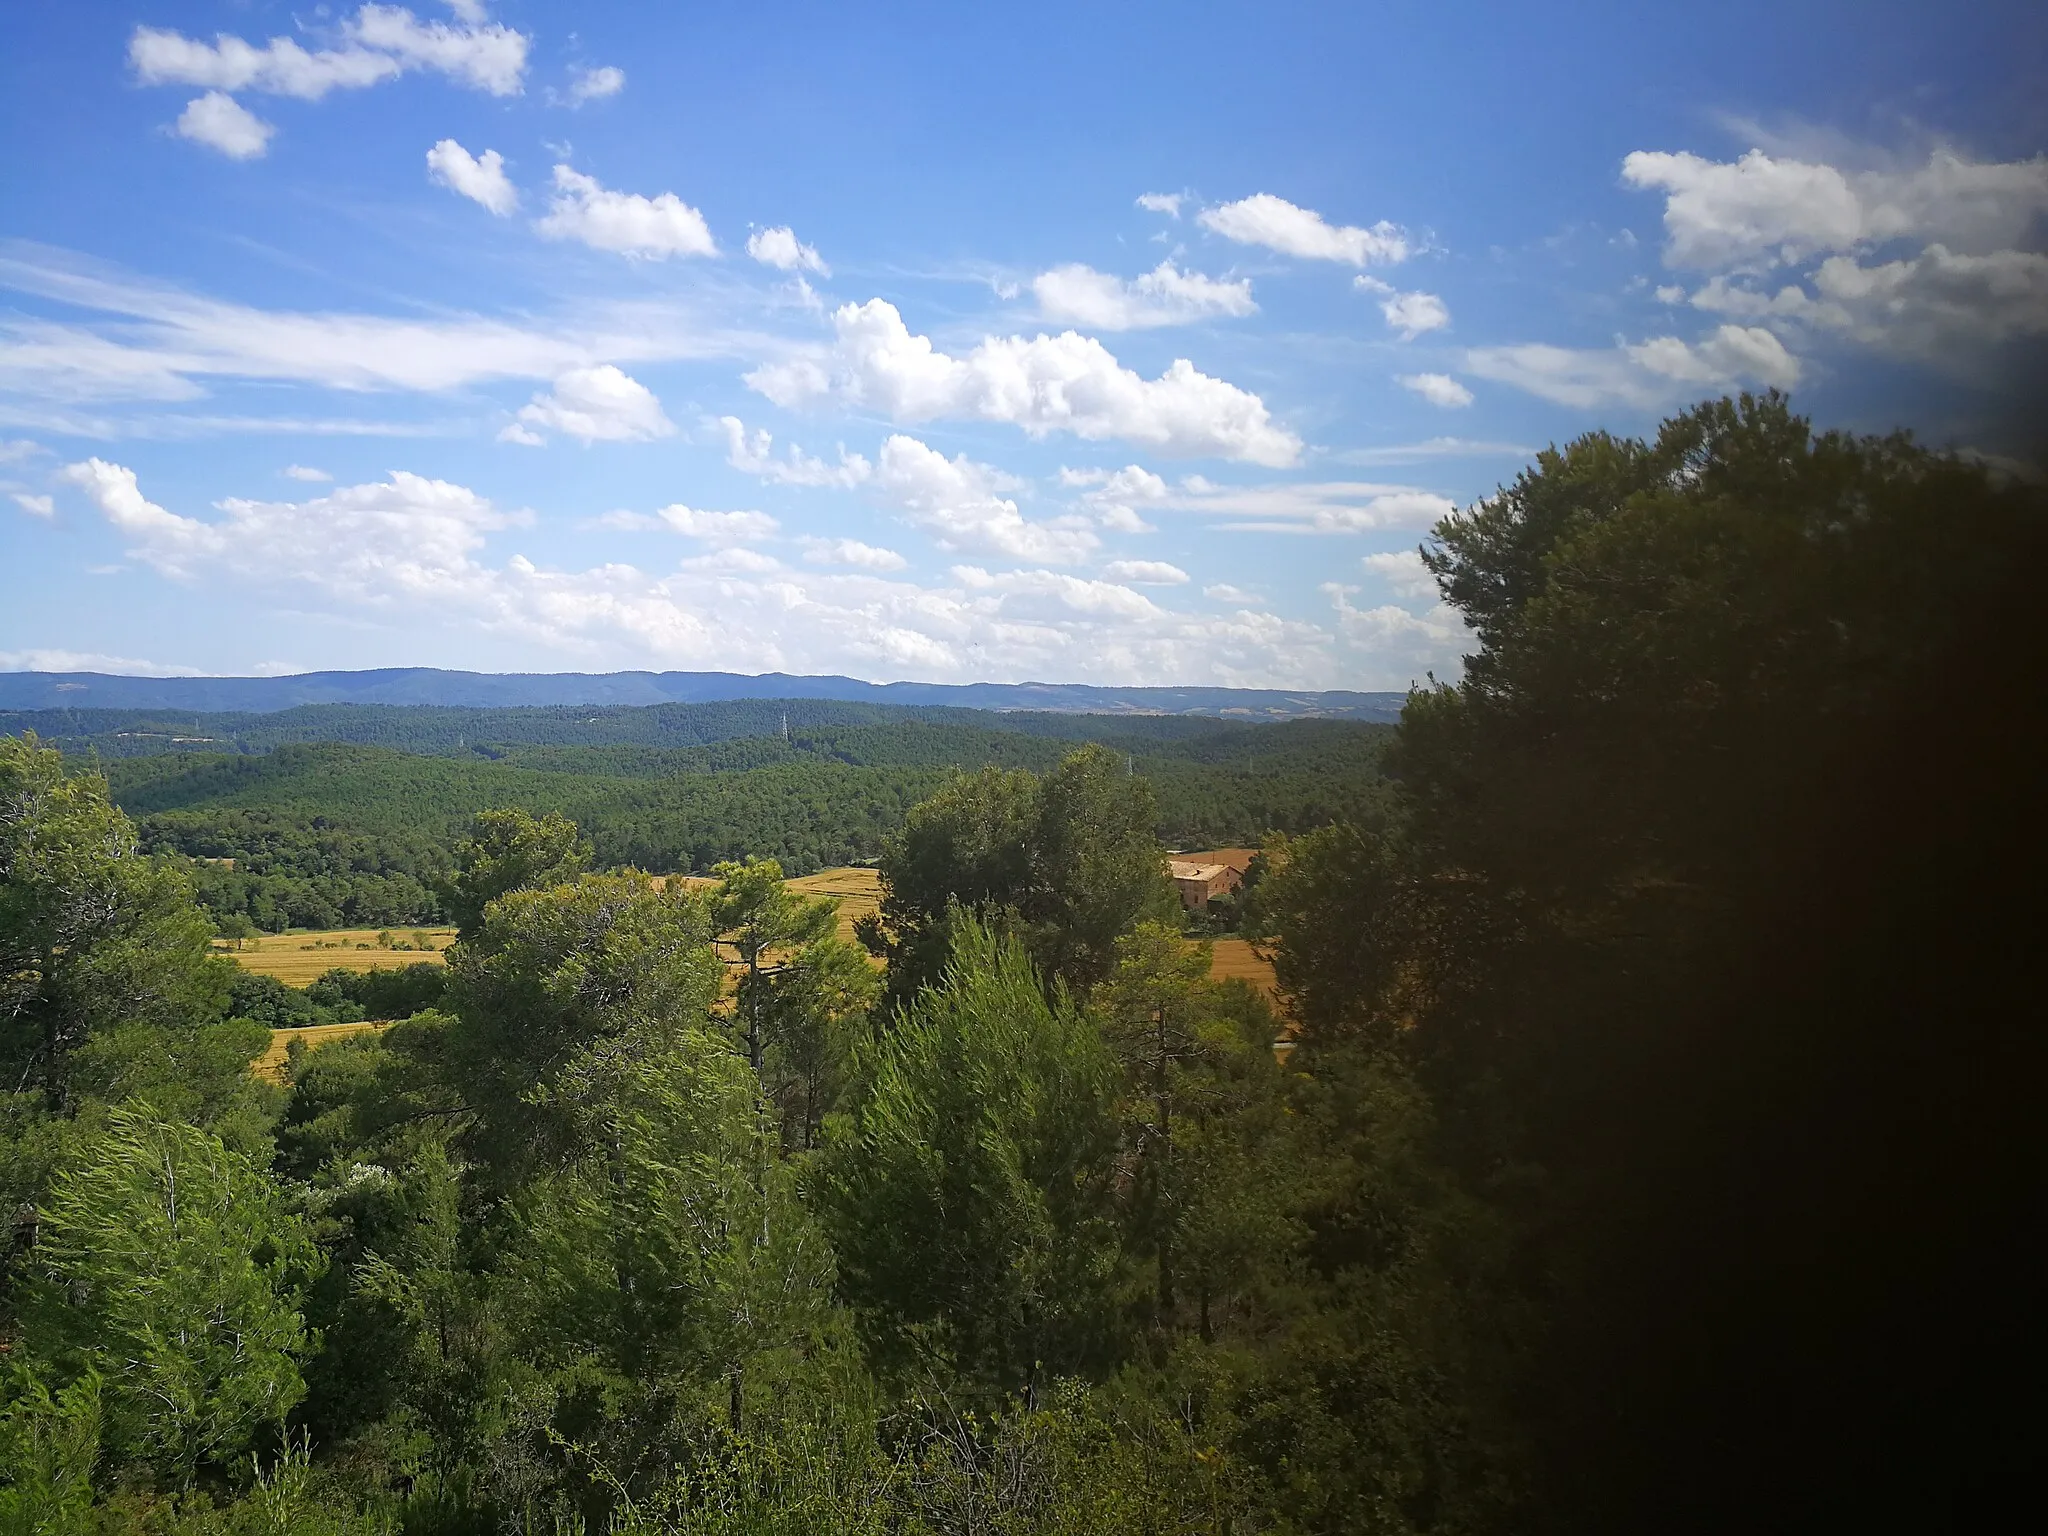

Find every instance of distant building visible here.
[1168,858,1242,911]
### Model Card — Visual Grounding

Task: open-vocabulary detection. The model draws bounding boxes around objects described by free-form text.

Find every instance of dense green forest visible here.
[53,714,1389,932]
[2,396,2039,1534]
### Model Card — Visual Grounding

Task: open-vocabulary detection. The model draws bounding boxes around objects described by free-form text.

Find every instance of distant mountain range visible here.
[0,669,1408,720]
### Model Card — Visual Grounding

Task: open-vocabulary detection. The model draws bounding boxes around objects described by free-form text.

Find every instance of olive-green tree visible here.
[823,918,1126,1397]
[12,1106,321,1486]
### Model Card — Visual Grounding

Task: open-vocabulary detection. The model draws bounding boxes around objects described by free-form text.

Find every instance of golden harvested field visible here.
[222,928,455,986]
[258,1020,389,1079]
[786,866,882,945]
[1208,937,1279,997]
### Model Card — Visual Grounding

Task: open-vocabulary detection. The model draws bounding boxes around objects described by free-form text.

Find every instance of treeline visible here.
[106,718,1389,930]
[3,696,1369,762]
[3,395,2035,1533]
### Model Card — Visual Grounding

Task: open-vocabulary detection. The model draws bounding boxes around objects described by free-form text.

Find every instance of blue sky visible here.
[3,1,2043,688]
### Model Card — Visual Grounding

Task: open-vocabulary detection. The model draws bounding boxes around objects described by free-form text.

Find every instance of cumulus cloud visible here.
[1622,147,2048,270]
[60,456,513,591]
[1102,559,1188,585]
[566,64,625,104]
[746,298,1301,465]
[12,492,54,518]
[1204,584,1261,604]
[129,6,529,100]
[283,464,331,481]
[875,434,1099,564]
[1061,463,1168,532]
[174,92,274,159]
[57,460,1375,685]
[652,505,779,543]
[1465,324,1801,408]
[718,417,871,488]
[1323,581,1466,679]
[1397,372,1474,408]
[1198,193,1410,265]
[746,226,828,275]
[1136,192,1185,218]
[1623,144,2048,363]
[1360,548,1438,599]
[536,166,717,258]
[506,365,674,444]
[801,537,907,571]
[1032,260,1256,330]
[426,139,517,214]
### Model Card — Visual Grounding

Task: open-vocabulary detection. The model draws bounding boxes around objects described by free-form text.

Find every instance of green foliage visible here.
[868,745,1177,1003]
[12,1106,321,1485]
[443,808,589,938]
[823,919,1126,1396]
[0,734,230,1102]
[441,872,721,1187]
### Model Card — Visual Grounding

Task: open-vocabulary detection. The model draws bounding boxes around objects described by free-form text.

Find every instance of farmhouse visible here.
[1168,858,1241,911]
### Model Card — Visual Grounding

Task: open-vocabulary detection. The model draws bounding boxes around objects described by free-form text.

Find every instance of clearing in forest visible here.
[221,927,455,985]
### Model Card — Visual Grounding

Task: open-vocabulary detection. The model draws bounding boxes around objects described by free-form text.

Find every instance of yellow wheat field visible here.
[256,1019,390,1080]
[221,927,455,985]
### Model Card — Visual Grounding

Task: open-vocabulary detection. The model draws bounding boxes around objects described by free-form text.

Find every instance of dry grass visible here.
[1208,937,1279,997]
[786,866,882,945]
[219,928,455,986]
[257,1020,389,1080]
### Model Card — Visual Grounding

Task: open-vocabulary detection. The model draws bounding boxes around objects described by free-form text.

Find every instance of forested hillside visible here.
[2,397,2039,1534]
[47,714,1389,931]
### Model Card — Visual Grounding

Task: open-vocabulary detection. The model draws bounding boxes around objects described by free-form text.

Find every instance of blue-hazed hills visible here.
[0,667,1406,719]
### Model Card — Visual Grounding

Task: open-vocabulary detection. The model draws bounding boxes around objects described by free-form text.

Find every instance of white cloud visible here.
[1198,193,1410,265]
[0,247,738,404]
[1334,437,1534,465]
[1136,192,1185,218]
[1163,477,1457,534]
[566,64,625,104]
[1032,260,1256,330]
[1061,463,1168,532]
[1204,584,1261,604]
[1360,548,1437,599]
[653,505,779,543]
[1805,245,2048,356]
[508,365,675,444]
[283,464,331,481]
[0,440,42,464]
[0,649,207,677]
[426,139,517,214]
[1397,372,1474,408]
[1622,145,2048,362]
[174,92,274,159]
[875,434,1099,564]
[747,298,1301,466]
[11,492,53,518]
[746,227,829,275]
[1622,147,2048,270]
[718,417,872,488]
[1380,290,1450,339]
[129,6,529,100]
[801,537,907,571]
[536,166,717,259]
[1102,559,1188,585]
[60,456,513,593]
[1465,324,1800,408]
[345,5,530,95]
[57,460,1376,685]
[1323,582,1465,680]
